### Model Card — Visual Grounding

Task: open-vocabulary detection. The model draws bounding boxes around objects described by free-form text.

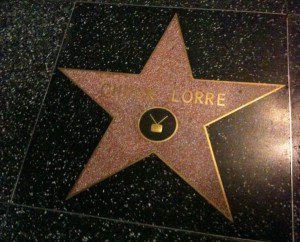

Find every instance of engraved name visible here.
[171,90,225,106]
[98,82,226,107]
[98,82,156,100]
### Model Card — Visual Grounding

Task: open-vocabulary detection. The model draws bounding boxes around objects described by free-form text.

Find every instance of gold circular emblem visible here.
[138,107,178,142]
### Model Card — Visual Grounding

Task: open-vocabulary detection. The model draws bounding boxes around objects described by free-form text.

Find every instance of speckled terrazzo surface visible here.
[1,1,299,241]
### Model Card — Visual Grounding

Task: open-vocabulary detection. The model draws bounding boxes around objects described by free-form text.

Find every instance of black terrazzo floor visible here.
[1,1,300,241]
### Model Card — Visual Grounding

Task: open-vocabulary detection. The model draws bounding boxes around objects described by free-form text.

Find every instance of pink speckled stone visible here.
[60,15,284,221]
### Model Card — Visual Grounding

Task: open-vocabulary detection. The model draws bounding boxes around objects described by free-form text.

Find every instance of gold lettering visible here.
[99,84,228,106]
[205,92,214,105]
[217,93,225,106]
[111,83,123,97]
[182,90,193,103]
[171,90,180,103]
[101,83,112,96]
[169,89,225,106]
[99,82,156,101]
[134,90,146,101]
[194,91,203,104]
[145,89,156,100]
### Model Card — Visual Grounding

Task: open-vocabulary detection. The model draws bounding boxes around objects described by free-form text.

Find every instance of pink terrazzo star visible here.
[60,15,284,221]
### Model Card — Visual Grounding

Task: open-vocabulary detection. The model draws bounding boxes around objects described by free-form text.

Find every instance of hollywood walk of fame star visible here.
[59,15,284,221]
